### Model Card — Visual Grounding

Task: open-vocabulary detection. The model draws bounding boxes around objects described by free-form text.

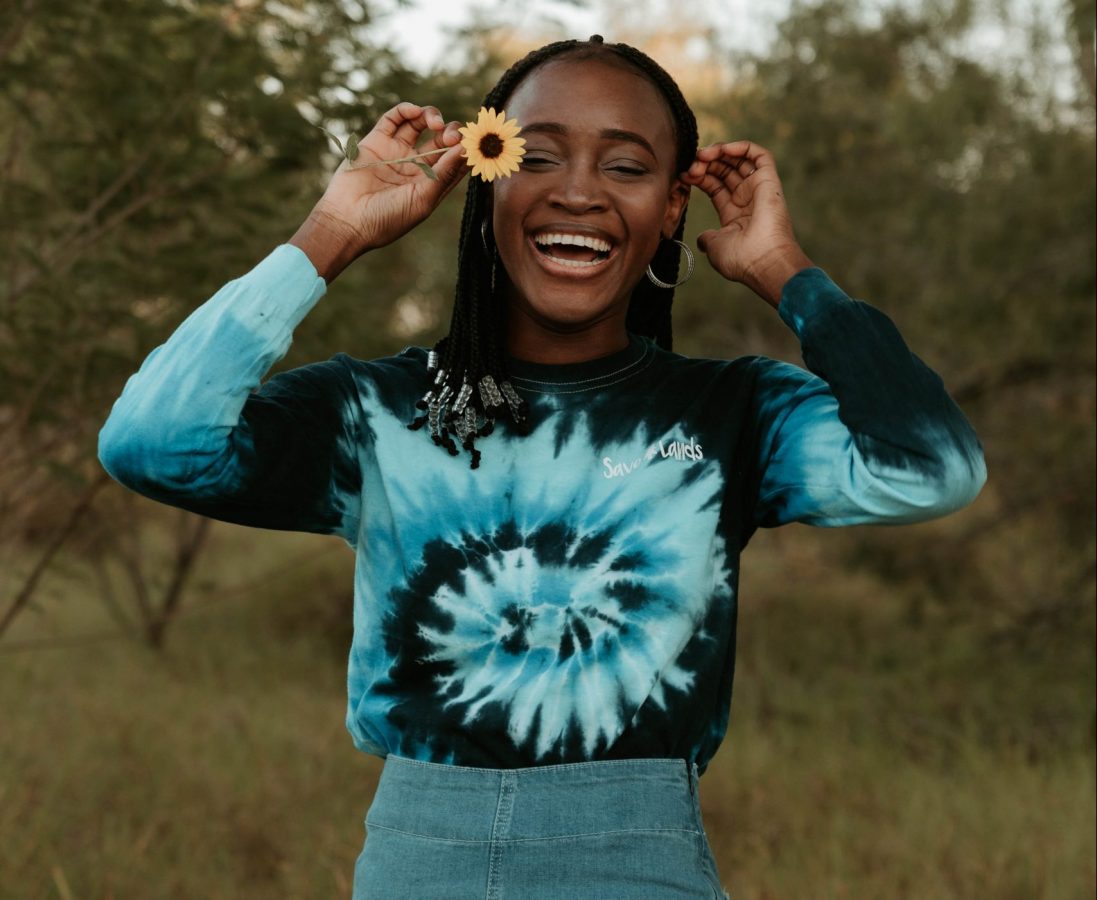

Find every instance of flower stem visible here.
[346,147,451,171]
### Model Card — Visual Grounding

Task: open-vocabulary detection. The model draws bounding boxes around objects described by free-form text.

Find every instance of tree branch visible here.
[0,470,110,638]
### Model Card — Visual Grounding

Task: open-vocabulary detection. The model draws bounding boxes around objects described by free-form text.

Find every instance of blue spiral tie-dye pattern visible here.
[98,244,986,774]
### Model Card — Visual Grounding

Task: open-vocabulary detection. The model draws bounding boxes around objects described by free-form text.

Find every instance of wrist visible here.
[288,207,363,284]
[745,247,815,310]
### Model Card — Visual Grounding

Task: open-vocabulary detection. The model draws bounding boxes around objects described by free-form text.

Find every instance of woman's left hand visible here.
[681,140,814,308]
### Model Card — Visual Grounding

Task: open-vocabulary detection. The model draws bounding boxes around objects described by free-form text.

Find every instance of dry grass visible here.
[1,523,1093,899]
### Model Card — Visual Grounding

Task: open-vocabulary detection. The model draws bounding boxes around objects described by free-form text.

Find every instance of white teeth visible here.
[533,232,612,253]
[547,256,605,268]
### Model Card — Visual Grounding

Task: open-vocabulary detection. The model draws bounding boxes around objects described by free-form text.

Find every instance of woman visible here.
[99,36,986,900]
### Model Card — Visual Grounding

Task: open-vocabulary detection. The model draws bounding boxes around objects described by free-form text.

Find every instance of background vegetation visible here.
[1,0,1093,896]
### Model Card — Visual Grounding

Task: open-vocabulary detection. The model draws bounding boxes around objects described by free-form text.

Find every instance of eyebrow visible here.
[521,121,658,160]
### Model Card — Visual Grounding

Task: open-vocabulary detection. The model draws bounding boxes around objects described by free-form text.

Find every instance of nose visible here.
[548,160,608,214]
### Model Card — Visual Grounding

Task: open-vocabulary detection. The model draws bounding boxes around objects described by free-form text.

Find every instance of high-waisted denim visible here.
[351,755,730,899]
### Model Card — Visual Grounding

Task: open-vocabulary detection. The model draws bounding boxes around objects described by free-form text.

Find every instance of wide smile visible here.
[527,231,619,279]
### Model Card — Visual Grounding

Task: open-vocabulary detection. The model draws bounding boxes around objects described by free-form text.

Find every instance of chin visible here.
[514,290,625,334]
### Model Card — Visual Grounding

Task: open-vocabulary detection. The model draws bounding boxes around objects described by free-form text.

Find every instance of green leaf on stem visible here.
[415,161,438,180]
[314,124,345,155]
[345,133,360,161]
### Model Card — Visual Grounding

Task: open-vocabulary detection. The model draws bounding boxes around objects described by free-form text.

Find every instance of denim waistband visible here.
[367,755,702,843]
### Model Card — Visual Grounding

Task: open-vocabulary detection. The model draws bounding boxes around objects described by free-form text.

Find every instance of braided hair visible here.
[407,35,700,468]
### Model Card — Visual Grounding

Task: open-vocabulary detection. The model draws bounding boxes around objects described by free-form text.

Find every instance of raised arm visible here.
[681,139,986,527]
[97,245,365,543]
[748,267,986,526]
[98,101,472,544]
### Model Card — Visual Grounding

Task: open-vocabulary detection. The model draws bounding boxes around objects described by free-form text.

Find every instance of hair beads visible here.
[407,35,699,468]
[477,375,505,416]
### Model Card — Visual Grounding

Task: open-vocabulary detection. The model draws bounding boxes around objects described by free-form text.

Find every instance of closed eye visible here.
[520,155,556,168]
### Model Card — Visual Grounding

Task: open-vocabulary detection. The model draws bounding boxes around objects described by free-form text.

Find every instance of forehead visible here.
[504,57,677,159]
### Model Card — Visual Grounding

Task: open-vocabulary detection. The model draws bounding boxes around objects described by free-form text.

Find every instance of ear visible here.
[661,177,690,239]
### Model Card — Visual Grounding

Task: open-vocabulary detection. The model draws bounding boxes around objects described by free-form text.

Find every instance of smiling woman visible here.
[97,34,987,900]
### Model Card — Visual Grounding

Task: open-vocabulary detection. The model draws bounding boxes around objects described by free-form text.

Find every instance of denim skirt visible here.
[351,754,729,899]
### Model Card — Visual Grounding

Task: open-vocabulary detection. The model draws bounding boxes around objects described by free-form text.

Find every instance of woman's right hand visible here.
[307,102,469,257]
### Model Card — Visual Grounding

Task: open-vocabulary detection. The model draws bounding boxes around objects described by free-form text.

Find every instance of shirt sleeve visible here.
[750,266,987,528]
[97,243,363,547]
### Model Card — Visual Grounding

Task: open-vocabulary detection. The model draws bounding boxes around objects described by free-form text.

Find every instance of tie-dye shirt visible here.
[99,244,986,773]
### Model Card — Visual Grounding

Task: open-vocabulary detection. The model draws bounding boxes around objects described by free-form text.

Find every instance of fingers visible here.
[417,117,468,195]
[422,118,464,154]
[681,140,773,186]
[369,102,467,196]
[680,140,783,226]
[688,170,754,226]
[375,101,449,148]
[682,156,756,189]
[694,140,771,168]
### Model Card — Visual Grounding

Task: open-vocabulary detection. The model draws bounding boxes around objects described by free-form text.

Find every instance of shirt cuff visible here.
[249,241,327,302]
[776,266,855,339]
[222,243,329,340]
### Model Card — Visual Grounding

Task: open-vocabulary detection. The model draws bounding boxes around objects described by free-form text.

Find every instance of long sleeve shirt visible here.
[98,243,986,773]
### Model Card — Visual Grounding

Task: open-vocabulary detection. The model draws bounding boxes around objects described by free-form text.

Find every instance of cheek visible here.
[623,195,670,258]
[491,181,526,230]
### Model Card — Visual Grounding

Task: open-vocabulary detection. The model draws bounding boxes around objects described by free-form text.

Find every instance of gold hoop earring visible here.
[645,238,694,289]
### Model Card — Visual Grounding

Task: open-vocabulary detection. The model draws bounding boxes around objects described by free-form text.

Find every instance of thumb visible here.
[696,229,719,254]
[433,144,470,196]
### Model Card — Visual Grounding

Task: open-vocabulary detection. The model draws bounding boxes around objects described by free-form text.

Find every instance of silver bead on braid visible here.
[427,396,442,438]
[452,380,473,416]
[454,404,479,443]
[429,384,453,439]
[478,374,505,415]
[499,380,525,420]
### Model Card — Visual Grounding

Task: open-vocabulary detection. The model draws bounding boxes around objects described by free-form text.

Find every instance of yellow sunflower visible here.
[459,107,525,182]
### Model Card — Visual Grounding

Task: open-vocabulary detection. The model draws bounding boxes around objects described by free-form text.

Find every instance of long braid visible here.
[408,35,699,464]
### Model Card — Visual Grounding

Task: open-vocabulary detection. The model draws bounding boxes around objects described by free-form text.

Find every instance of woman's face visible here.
[490,56,689,341]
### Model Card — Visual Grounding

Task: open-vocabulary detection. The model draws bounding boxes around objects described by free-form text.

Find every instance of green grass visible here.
[1,524,1093,899]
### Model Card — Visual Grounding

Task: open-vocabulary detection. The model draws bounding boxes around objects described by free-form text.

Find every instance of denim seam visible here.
[689,762,727,900]
[363,821,701,845]
[500,828,700,845]
[385,754,688,776]
[485,771,516,900]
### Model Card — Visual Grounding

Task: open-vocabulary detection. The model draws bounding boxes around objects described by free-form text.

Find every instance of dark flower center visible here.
[479,133,504,159]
